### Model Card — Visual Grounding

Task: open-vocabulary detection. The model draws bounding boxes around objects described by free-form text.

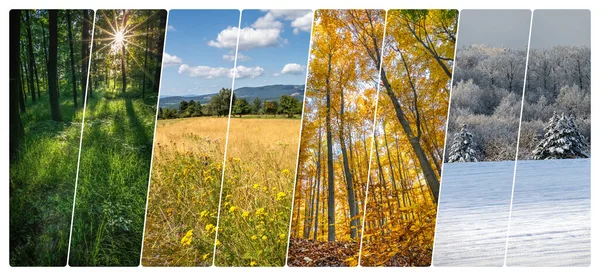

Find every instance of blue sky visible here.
[160,9,313,97]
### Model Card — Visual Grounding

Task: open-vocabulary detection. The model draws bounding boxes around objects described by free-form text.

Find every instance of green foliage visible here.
[278,94,302,118]
[232,98,251,117]
[263,100,279,116]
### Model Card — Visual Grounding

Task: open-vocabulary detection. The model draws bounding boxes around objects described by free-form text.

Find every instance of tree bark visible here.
[153,10,167,94]
[313,124,322,241]
[48,10,62,122]
[338,86,358,240]
[66,10,78,108]
[25,11,37,103]
[325,53,336,242]
[81,10,90,100]
[10,10,25,160]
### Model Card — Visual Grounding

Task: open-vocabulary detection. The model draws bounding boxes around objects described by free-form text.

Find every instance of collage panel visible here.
[68,9,167,266]
[213,9,313,267]
[432,10,531,266]
[141,9,240,267]
[9,9,94,266]
[287,9,384,267]
[506,9,590,266]
[360,9,458,267]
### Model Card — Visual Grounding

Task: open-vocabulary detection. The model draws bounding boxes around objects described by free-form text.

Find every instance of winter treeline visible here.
[519,46,591,159]
[446,45,527,162]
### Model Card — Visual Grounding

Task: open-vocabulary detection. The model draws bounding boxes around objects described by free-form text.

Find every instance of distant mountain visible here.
[159,84,305,108]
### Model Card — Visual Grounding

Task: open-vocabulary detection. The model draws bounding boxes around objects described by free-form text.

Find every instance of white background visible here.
[1,0,597,275]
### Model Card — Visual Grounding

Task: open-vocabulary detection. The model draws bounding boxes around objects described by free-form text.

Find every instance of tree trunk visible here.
[81,10,90,100]
[313,124,322,241]
[10,10,25,160]
[142,10,150,98]
[383,122,403,215]
[325,54,336,242]
[18,60,26,112]
[25,11,37,103]
[48,10,62,122]
[153,10,167,94]
[66,10,78,108]
[338,87,358,240]
[380,67,440,203]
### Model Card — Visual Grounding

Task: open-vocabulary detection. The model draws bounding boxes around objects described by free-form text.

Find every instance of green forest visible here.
[68,9,167,266]
[9,9,93,266]
[158,89,302,119]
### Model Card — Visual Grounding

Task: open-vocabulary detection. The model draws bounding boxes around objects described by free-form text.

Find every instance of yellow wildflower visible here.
[229,206,237,213]
[276,192,287,201]
[242,211,250,218]
[200,210,209,218]
[180,229,193,246]
[204,175,214,182]
[251,235,258,240]
[253,183,260,189]
[205,224,216,233]
[279,234,286,239]
[250,261,257,267]
[261,235,267,241]
[255,208,266,216]
[202,253,210,260]
[233,157,241,162]
[281,169,290,175]
[225,194,233,199]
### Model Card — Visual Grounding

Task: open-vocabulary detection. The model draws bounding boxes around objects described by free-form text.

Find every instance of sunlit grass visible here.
[215,118,301,267]
[10,92,82,266]
[142,117,228,266]
[68,88,157,266]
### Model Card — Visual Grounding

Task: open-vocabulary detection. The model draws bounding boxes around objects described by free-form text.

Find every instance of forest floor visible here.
[287,238,357,267]
[68,89,158,266]
[214,118,301,267]
[10,92,82,266]
[433,159,590,266]
[142,117,228,266]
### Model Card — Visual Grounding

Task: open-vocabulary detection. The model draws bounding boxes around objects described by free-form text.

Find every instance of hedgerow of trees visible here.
[158,90,302,119]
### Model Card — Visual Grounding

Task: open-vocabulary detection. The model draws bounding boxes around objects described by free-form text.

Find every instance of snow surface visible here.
[506,158,590,266]
[431,159,590,267]
[432,161,515,266]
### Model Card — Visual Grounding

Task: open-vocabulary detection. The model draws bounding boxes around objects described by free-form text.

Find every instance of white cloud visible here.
[281,63,306,75]
[208,27,281,50]
[178,64,263,79]
[222,53,250,62]
[291,12,313,34]
[178,64,230,79]
[163,53,183,67]
[266,10,311,21]
[251,13,283,30]
[167,25,176,32]
[233,65,264,79]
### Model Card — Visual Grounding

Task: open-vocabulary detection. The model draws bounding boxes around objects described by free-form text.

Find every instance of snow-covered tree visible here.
[447,124,479,163]
[532,113,589,160]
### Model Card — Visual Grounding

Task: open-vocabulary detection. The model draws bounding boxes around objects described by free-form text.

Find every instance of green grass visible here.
[10,91,83,266]
[68,88,158,266]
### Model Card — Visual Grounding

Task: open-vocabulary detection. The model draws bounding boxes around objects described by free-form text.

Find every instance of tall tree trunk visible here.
[325,54,336,242]
[313,124,322,241]
[18,60,26,112]
[338,87,358,240]
[382,121,403,215]
[25,11,36,103]
[81,10,90,100]
[10,10,25,160]
[121,12,128,95]
[142,10,150,98]
[66,10,78,109]
[48,10,62,122]
[153,10,167,94]
[42,20,49,89]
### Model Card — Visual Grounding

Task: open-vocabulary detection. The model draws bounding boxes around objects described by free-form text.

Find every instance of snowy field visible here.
[432,161,515,266]
[506,158,590,266]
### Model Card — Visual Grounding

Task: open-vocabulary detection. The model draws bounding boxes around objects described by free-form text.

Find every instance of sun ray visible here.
[124,46,155,86]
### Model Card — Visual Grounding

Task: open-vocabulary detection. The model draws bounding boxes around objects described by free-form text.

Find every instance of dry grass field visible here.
[214,117,302,267]
[142,117,228,266]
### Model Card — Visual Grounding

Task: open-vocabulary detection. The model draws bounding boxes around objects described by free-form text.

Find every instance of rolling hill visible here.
[159,84,305,108]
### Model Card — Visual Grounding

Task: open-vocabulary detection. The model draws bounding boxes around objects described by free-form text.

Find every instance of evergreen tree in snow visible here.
[447,124,479,163]
[532,112,589,160]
